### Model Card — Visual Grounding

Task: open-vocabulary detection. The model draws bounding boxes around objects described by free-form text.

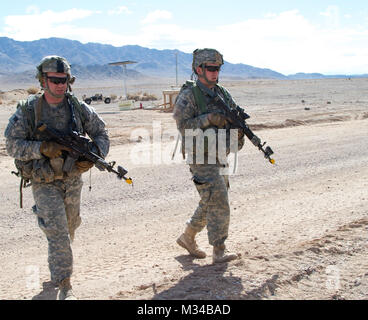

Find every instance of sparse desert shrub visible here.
[127,92,158,101]
[126,93,141,101]
[110,94,117,101]
[27,87,39,94]
[142,92,158,101]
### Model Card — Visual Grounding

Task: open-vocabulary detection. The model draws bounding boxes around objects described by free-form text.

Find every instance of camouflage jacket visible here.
[173,80,244,164]
[4,93,110,182]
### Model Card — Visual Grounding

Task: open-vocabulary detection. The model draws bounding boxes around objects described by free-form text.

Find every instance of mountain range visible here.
[0,37,367,82]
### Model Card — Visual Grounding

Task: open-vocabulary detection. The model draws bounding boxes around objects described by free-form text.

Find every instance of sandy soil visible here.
[0,78,367,300]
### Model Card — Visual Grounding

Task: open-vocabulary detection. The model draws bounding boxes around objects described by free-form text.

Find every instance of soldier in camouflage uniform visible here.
[173,48,245,263]
[4,56,110,300]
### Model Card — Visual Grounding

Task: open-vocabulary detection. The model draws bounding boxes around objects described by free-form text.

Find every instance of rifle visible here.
[37,123,133,185]
[212,94,275,164]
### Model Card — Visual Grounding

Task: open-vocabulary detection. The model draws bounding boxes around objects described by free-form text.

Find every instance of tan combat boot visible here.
[58,277,77,300]
[177,225,206,258]
[212,244,238,263]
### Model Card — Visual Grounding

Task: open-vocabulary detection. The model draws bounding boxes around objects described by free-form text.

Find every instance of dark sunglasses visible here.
[47,76,68,85]
[204,65,221,72]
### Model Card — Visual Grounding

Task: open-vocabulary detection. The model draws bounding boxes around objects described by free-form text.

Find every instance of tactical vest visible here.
[181,80,231,115]
[176,80,232,161]
[17,93,86,139]
[12,93,86,207]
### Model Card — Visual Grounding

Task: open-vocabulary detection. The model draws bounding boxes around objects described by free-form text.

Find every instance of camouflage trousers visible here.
[188,164,230,247]
[32,176,83,284]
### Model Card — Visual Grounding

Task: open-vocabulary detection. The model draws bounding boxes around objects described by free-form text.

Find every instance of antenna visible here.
[175,52,178,87]
[108,60,137,99]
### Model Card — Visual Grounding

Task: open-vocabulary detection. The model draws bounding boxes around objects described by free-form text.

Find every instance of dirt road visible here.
[0,79,367,300]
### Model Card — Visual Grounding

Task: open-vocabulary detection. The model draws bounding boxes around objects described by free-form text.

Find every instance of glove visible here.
[207,113,228,128]
[75,160,94,173]
[40,141,69,159]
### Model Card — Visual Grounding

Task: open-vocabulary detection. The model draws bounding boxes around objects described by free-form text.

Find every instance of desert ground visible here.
[0,77,367,300]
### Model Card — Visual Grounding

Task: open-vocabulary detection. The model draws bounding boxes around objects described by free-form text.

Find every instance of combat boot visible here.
[212,244,238,263]
[58,277,77,300]
[177,225,206,258]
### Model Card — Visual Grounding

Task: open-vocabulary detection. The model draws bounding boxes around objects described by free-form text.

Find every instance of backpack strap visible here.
[17,100,32,137]
[192,84,207,114]
[190,81,230,114]
[66,92,86,130]
[18,93,87,138]
[14,95,40,208]
[181,80,208,114]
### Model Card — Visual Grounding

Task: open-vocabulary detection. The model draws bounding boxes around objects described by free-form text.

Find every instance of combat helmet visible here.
[192,48,224,74]
[36,55,75,87]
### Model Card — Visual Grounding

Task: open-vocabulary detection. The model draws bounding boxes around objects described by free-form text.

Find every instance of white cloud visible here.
[134,9,368,75]
[26,5,40,15]
[320,5,340,28]
[141,10,172,24]
[320,5,338,17]
[210,10,368,74]
[264,13,277,18]
[108,6,132,15]
[1,8,368,74]
[1,9,98,41]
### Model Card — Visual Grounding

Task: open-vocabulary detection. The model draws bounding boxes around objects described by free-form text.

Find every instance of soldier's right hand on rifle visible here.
[75,160,94,173]
[207,112,229,128]
[40,141,70,158]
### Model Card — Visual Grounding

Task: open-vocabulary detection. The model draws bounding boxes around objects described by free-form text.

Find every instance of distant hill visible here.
[287,72,368,80]
[0,37,286,80]
[0,37,366,81]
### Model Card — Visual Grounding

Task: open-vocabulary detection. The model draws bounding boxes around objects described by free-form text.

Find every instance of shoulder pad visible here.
[16,94,42,115]
[185,80,195,87]
[16,94,42,138]
[16,99,27,111]
[27,94,40,104]
[179,80,195,91]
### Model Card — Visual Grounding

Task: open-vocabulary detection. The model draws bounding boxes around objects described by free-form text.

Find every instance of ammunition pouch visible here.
[31,158,55,183]
[50,157,65,180]
[15,157,63,183]
[14,159,34,180]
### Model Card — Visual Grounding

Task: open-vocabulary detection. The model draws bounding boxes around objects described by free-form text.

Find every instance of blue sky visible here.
[1,1,368,75]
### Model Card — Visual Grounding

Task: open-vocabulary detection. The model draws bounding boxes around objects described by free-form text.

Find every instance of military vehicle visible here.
[83,94,111,105]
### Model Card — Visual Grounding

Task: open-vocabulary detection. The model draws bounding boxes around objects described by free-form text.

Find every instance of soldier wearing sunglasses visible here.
[174,48,245,263]
[4,56,110,299]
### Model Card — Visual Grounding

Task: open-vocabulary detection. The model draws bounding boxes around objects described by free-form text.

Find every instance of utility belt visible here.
[14,156,79,184]
[180,125,236,159]
[13,156,80,208]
